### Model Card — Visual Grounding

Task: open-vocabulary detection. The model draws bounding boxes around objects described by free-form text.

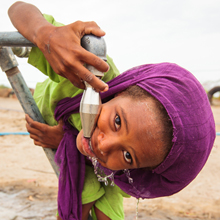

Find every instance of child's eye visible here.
[123,151,132,164]
[114,114,121,130]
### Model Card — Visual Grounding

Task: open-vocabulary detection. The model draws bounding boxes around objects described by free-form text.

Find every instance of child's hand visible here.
[25,114,64,149]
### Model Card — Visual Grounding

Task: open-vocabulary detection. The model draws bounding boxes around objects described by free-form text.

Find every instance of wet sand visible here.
[0,97,220,220]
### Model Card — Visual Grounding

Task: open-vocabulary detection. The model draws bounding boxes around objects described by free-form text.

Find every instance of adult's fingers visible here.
[84,21,106,36]
[62,66,85,89]
[59,50,108,91]
[69,61,108,92]
[80,48,109,74]
[72,20,106,38]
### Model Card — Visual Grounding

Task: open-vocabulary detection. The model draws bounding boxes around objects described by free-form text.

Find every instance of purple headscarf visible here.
[54,62,215,220]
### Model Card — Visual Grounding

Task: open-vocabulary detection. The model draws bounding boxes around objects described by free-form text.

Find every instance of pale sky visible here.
[1,0,220,88]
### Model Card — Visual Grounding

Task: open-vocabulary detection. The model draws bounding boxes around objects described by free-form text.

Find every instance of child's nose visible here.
[97,131,113,155]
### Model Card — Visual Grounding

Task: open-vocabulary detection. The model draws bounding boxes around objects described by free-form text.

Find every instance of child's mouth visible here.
[81,136,96,158]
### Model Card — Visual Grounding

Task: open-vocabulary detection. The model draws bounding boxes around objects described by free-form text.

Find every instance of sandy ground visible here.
[0,97,220,220]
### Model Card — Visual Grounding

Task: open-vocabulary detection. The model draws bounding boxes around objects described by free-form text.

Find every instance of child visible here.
[9,2,216,220]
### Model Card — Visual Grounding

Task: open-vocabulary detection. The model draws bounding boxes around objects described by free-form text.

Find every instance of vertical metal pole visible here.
[0,46,59,177]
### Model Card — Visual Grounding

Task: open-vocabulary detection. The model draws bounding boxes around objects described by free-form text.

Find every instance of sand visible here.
[0,96,220,220]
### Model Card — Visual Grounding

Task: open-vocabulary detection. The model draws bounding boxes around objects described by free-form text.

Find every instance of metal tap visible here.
[80,35,107,138]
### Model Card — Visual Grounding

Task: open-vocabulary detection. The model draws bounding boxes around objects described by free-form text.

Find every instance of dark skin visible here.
[8,1,109,92]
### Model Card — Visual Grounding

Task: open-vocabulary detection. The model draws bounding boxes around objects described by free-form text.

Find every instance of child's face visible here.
[76,95,165,171]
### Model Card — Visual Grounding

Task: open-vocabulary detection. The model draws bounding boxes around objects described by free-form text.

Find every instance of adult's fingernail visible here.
[100,29,106,35]
[105,64,110,72]
[101,84,109,93]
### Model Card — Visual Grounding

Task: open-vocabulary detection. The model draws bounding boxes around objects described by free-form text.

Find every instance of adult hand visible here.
[8,2,109,92]
[25,114,64,149]
[35,21,109,91]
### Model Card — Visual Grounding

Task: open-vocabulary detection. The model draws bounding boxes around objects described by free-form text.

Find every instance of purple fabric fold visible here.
[54,116,85,220]
[54,62,215,220]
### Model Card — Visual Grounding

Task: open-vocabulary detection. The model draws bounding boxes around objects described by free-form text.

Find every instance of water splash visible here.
[136,198,140,220]
[89,158,134,187]
[123,169,133,184]
[89,157,115,186]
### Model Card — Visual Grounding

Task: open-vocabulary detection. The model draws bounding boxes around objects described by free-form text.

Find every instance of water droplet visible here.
[89,156,115,186]
[136,198,140,220]
[123,169,133,184]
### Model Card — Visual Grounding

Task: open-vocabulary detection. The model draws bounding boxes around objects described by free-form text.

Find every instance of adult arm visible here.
[8,1,109,92]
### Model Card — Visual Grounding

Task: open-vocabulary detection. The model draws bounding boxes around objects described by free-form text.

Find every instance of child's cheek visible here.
[76,130,83,152]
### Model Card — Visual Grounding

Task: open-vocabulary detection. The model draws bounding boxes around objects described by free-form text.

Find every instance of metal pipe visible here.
[81,35,107,62]
[0,46,59,177]
[0,32,35,47]
[11,47,31,57]
[80,35,107,138]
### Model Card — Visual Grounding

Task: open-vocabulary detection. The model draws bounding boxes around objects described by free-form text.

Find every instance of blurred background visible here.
[0,0,220,90]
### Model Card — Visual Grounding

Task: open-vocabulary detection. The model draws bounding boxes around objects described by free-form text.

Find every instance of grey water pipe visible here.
[0,31,107,175]
[0,32,35,47]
